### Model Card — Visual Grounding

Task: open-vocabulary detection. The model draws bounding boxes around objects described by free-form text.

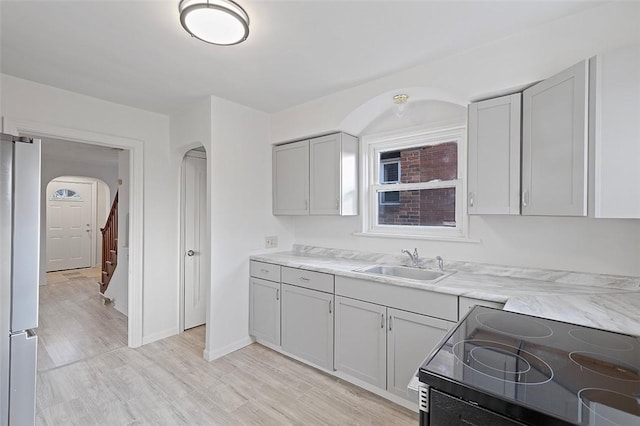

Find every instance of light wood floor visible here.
[37,268,417,425]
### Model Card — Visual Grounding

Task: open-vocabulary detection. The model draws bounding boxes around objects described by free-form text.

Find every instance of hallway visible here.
[38,267,127,372]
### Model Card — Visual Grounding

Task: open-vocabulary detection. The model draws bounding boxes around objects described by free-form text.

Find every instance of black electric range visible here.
[418,306,640,426]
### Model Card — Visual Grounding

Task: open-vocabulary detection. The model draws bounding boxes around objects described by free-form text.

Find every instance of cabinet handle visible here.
[389,316,393,331]
[329,300,332,314]
[381,313,384,329]
[469,192,474,207]
[335,198,340,210]
[276,289,279,301]
[298,277,310,282]
[260,268,269,273]
[304,200,308,210]
[522,190,529,207]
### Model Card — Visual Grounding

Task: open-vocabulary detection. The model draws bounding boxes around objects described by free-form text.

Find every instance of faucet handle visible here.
[413,248,419,257]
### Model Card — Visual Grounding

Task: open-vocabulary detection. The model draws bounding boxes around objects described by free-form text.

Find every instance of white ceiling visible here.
[1,1,605,115]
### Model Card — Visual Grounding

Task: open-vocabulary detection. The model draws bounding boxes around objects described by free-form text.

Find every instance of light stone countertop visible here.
[251,245,640,336]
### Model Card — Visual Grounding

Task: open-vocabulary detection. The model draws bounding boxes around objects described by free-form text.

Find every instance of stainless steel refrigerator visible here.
[0,133,41,426]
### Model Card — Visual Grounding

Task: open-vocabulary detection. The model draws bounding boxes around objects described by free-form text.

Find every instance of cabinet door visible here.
[334,296,386,388]
[249,278,280,346]
[589,45,640,218]
[468,94,521,215]
[281,284,334,370]
[273,141,309,215]
[387,309,455,399]
[309,134,341,215]
[522,60,588,216]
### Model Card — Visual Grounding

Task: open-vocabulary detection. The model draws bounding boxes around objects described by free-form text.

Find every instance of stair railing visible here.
[100,191,118,294]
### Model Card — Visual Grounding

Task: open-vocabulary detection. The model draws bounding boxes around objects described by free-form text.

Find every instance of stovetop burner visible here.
[453,339,553,385]
[569,328,635,351]
[476,311,554,338]
[419,306,640,426]
[579,388,640,426]
[569,352,640,382]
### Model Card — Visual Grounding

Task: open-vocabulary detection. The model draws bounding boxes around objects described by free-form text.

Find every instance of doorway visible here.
[45,177,110,272]
[181,148,209,331]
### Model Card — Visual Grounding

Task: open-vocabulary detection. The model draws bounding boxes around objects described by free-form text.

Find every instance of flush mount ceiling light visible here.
[392,94,410,118]
[179,0,249,46]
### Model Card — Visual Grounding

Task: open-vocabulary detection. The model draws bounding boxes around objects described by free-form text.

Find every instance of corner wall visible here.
[171,96,296,360]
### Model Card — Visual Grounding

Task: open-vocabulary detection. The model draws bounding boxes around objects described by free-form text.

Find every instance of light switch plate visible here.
[265,236,278,248]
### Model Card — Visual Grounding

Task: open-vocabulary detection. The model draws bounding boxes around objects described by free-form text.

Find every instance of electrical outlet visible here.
[265,236,278,248]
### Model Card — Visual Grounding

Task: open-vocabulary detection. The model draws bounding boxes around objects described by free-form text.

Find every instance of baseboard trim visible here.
[142,328,179,345]
[204,336,253,361]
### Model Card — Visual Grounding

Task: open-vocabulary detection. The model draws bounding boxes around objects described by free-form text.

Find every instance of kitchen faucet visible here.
[401,248,420,267]
[436,256,444,272]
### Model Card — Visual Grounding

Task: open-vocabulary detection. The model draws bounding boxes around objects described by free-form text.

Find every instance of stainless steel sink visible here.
[354,265,453,283]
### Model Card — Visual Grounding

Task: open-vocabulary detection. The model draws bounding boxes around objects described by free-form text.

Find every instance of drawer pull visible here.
[298,277,310,282]
[260,269,269,273]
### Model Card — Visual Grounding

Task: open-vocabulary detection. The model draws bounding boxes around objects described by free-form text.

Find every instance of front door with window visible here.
[46,180,94,271]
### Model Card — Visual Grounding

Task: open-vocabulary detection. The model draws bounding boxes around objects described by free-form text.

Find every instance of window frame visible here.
[361,124,468,239]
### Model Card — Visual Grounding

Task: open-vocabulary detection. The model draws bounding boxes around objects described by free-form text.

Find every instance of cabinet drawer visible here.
[282,267,334,293]
[335,276,457,321]
[250,261,281,282]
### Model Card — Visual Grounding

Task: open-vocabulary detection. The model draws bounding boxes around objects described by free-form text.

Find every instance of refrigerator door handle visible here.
[9,330,37,426]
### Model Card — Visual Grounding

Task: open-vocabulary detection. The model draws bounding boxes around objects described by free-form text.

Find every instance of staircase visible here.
[99,191,118,294]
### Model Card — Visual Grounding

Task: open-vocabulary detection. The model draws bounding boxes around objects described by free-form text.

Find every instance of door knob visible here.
[187,250,195,256]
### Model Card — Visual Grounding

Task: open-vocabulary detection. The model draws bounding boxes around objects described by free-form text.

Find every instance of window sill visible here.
[353,231,481,244]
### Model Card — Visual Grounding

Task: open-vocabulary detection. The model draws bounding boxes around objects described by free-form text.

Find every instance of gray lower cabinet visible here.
[249,277,281,346]
[386,309,454,398]
[334,295,455,401]
[334,296,386,388]
[281,284,334,370]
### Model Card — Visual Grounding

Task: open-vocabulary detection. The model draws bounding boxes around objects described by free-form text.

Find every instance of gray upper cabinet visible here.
[588,44,640,219]
[522,60,589,216]
[334,296,386,389]
[468,94,522,215]
[281,283,334,371]
[273,140,309,215]
[273,132,358,216]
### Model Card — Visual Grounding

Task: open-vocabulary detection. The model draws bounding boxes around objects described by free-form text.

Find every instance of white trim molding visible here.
[360,123,470,240]
[2,117,145,348]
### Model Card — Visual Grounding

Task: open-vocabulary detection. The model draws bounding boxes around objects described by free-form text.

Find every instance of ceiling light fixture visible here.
[392,94,410,118]
[179,0,250,46]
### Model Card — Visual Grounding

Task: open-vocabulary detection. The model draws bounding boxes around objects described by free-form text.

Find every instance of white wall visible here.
[270,2,640,277]
[1,74,178,343]
[170,96,295,360]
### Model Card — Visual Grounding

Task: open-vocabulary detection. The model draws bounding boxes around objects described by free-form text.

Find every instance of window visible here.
[362,126,466,238]
[50,188,82,201]
[379,155,400,205]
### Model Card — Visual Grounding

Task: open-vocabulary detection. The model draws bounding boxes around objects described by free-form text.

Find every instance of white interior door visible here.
[183,154,207,330]
[46,180,94,271]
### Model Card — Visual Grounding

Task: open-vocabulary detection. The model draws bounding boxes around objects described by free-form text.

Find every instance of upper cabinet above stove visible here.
[468,44,640,219]
[522,60,589,217]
